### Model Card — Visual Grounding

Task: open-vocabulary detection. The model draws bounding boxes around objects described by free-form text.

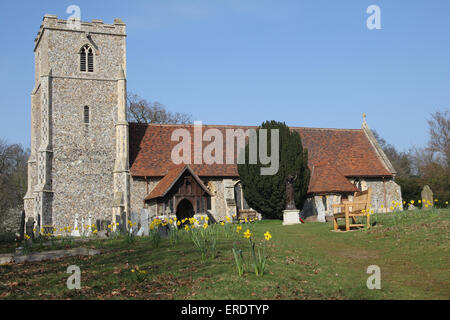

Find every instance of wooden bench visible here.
[238,209,258,220]
[332,188,372,231]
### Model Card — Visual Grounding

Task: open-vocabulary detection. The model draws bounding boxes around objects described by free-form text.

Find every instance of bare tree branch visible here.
[126,92,192,124]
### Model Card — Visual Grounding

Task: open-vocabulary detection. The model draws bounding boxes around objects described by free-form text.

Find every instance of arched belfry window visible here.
[83,106,90,124]
[80,45,94,72]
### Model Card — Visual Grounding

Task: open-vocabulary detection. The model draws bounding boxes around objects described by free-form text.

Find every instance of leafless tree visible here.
[126,92,192,124]
[0,139,29,213]
[427,109,449,168]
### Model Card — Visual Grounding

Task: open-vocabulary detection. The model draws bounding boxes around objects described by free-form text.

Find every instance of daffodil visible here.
[243,229,252,239]
[264,231,272,241]
[236,225,242,233]
[184,225,190,231]
[203,223,208,229]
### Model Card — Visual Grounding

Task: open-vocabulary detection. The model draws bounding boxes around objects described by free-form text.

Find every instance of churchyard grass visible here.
[0,208,448,299]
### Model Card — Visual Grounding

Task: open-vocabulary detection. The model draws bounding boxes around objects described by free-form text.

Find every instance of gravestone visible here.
[421,185,433,209]
[130,211,139,235]
[120,212,127,233]
[19,210,25,240]
[140,209,149,236]
[25,217,35,241]
[87,214,92,236]
[71,213,81,237]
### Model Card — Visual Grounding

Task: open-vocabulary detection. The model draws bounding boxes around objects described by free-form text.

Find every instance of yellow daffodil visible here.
[236,225,242,233]
[264,231,272,241]
[203,223,208,229]
[184,225,190,231]
[243,229,252,239]
[410,200,414,204]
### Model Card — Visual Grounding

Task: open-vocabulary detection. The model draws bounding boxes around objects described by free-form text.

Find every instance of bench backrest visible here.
[352,188,372,212]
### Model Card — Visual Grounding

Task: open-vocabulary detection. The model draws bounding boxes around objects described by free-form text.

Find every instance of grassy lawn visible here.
[0,208,448,300]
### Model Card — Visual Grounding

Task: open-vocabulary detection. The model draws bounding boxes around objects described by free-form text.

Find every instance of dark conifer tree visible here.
[237,121,310,219]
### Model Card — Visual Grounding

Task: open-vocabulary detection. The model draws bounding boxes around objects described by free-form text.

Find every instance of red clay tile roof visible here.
[308,162,359,194]
[129,123,392,194]
[144,165,212,201]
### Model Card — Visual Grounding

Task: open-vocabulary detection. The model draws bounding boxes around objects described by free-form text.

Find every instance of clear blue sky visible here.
[0,0,449,152]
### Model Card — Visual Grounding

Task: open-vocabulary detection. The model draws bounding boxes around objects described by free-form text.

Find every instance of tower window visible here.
[83,106,90,124]
[80,45,94,72]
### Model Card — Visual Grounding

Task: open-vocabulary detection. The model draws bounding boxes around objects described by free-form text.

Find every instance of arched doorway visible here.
[176,198,194,222]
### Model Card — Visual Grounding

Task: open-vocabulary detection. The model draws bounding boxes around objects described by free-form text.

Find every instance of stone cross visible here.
[71,213,81,237]
[87,213,92,236]
[421,185,433,209]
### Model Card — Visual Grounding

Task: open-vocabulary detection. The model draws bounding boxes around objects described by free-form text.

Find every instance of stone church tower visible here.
[24,15,130,232]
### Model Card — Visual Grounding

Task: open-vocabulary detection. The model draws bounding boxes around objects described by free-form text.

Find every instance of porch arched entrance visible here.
[176,198,194,222]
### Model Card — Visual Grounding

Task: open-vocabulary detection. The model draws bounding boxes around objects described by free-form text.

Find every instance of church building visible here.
[24,15,402,232]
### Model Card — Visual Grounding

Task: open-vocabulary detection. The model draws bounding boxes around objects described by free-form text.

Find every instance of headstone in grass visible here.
[120,212,127,233]
[71,214,81,237]
[140,209,149,236]
[421,185,433,209]
[25,217,35,241]
[130,211,139,235]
